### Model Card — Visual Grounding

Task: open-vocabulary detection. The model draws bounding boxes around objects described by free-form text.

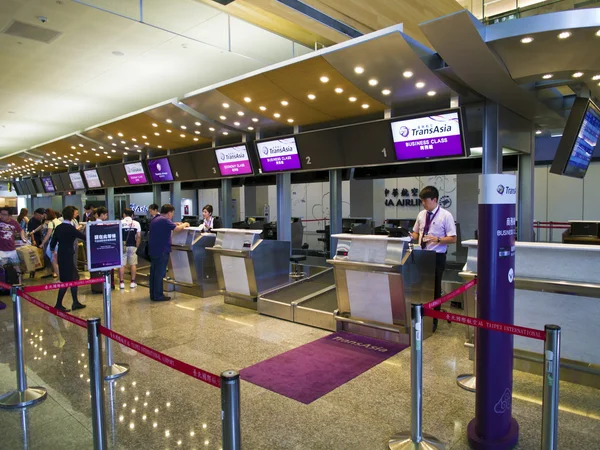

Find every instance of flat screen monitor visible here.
[146,157,174,183]
[390,110,466,161]
[97,166,115,188]
[60,172,73,191]
[109,164,129,187]
[52,174,64,192]
[124,162,149,185]
[33,178,44,194]
[69,172,85,190]
[215,145,253,177]
[41,176,55,193]
[550,98,600,179]
[168,152,197,181]
[83,169,102,189]
[256,137,302,173]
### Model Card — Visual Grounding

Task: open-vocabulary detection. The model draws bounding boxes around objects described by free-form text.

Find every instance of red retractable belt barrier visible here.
[422,278,477,310]
[0,282,12,291]
[19,290,87,328]
[22,278,104,293]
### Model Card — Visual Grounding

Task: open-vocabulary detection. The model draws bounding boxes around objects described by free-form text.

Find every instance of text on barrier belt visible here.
[423,308,546,340]
[19,290,88,328]
[0,282,11,291]
[422,278,477,310]
[22,278,104,293]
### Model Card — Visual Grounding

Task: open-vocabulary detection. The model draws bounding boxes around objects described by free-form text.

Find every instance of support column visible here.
[220,179,232,227]
[170,182,182,222]
[276,173,291,244]
[106,188,115,221]
[152,184,161,208]
[518,127,535,242]
[483,100,502,174]
[329,169,342,258]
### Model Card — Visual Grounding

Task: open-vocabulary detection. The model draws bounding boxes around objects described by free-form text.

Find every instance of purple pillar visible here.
[468,174,519,449]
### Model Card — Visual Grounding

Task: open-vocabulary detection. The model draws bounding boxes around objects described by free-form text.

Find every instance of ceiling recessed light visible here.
[180,125,187,129]
[542,74,553,79]
[112,143,117,146]
[592,75,600,81]
[71,146,76,149]
[194,121,201,126]
[307,94,316,100]
[259,106,266,111]
[111,149,116,152]
[154,132,160,136]
[520,37,534,44]
[234,122,240,126]
[107,155,112,159]
[145,142,149,145]
[320,76,329,83]
[166,129,172,133]
[287,118,294,123]
[535,130,542,135]
[166,119,172,123]
[361,104,369,109]
[248,126,254,131]
[381,89,391,96]
[252,118,259,122]
[157,145,162,149]
[52,151,56,154]
[96,153,100,157]
[237,111,244,116]
[117,132,123,137]
[179,134,185,138]
[222,131,229,135]
[195,130,200,134]
[274,113,281,118]
[354,66,364,74]
[572,72,583,78]
[596,30,600,37]
[108,135,113,140]
[152,123,158,127]
[193,137,199,141]
[427,91,436,96]
[281,100,289,106]
[120,140,125,144]
[209,127,215,131]
[403,71,414,78]
[368,79,378,86]
[219,115,227,120]
[558,31,571,39]
[222,103,229,108]
[334,87,344,94]
[243,97,251,103]
[349,96,357,102]
[141,136,147,139]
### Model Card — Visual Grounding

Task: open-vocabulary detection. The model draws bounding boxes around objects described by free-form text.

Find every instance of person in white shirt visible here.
[411,186,457,332]
[95,207,108,222]
[119,208,141,289]
[200,204,222,232]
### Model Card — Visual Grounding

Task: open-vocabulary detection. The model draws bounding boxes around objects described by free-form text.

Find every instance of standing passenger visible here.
[119,208,141,289]
[148,204,189,302]
[95,207,108,222]
[17,208,29,231]
[50,206,87,312]
[411,186,457,332]
[148,204,159,222]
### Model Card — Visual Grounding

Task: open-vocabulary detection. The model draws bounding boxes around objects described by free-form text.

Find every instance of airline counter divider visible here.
[327,234,436,344]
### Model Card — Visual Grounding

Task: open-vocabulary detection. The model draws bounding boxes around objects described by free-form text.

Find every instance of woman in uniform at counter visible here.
[200,205,222,232]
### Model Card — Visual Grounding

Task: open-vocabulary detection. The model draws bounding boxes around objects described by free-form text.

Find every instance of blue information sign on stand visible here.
[86,221,123,272]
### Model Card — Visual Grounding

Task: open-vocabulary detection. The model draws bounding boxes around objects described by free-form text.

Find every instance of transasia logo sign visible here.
[497,185,516,195]
[410,124,453,137]
[262,144,295,156]
[220,152,246,161]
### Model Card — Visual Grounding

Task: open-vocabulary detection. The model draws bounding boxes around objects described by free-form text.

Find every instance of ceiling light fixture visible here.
[572,72,583,78]
[542,74,553,79]
[152,123,158,127]
[237,111,244,116]
[287,119,294,123]
[273,113,281,118]
[141,136,147,139]
[248,126,254,131]
[71,146,76,150]
[427,91,436,96]
[222,131,229,135]
[320,76,329,83]
[108,136,113,140]
[354,66,364,74]
[558,31,571,39]
[219,115,226,120]
[520,37,534,44]
[381,89,391,96]
[180,125,187,129]
[252,118,259,122]
[118,133,123,137]
[368,79,378,86]
[166,129,172,133]
[243,97,251,103]
[416,82,425,89]
[349,96,357,102]
[195,131,200,134]
[234,122,240,126]
[259,106,266,111]
[194,122,201,126]
[222,103,229,108]
[307,94,316,100]
[193,138,199,141]
[535,130,542,135]
[334,88,343,94]
[403,71,413,78]
[596,30,600,37]
[166,119,172,123]
[154,132,160,136]
[180,134,185,137]
[592,75,600,81]
[281,100,289,106]
[361,104,369,109]
[120,140,125,144]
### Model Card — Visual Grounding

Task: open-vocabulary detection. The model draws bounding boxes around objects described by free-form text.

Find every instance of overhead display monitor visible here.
[109,164,129,187]
[390,110,465,161]
[168,152,197,181]
[12,181,23,195]
[60,172,73,191]
[69,172,85,190]
[24,178,36,195]
[256,137,302,173]
[147,157,174,183]
[214,145,253,177]
[550,98,600,179]
[83,169,102,189]
[41,176,55,193]
[124,162,149,185]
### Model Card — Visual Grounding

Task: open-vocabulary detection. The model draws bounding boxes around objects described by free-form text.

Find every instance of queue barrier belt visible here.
[423,308,546,341]
[422,278,477,310]
[22,277,104,293]
[0,282,12,291]
[15,286,221,389]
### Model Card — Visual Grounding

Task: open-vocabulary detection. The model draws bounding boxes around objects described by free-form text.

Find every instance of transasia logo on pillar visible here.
[497,185,516,195]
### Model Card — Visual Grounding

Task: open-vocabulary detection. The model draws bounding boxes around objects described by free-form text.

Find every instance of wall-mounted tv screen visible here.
[83,169,102,189]
[124,162,148,185]
[69,172,85,190]
[12,181,24,195]
[41,176,55,193]
[51,174,64,192]
[550,98,600,179]
[168,152,197,181]
[190,148,220,180]
[390,110,466,161]
[215,145,253,177]
[147,157,174,183]
[33,177,44,194]
[256,137,302,173]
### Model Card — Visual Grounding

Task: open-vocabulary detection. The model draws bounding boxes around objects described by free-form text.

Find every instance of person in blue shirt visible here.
[148,204,189,301]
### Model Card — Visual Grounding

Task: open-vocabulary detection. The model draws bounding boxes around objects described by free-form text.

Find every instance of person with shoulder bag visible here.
[40,209,61,279]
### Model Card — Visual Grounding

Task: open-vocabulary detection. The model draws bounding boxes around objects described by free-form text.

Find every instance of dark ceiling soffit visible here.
[419,10,565,129]
[277,0,363,39]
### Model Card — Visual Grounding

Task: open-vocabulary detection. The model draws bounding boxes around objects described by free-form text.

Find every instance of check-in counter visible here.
[327,234,436,344]
[207,229,291,309]
[461,239,600,388]
[166,227,218,297]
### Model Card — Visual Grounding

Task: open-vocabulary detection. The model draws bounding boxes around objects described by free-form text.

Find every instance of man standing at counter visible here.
[148,204,189,302]
[411,186,457,332]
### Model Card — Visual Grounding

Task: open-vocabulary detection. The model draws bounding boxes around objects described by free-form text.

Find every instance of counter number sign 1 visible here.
[86,220,123,272]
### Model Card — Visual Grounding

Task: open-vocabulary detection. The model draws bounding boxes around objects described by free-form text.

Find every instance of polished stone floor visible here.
[1,275,599,449]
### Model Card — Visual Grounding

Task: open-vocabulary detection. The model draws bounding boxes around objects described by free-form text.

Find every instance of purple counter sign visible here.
[257,137,302,173]
[215,145,252,176]
[42,177,55,193]
[391,112,464,160]
[86,221,123,272]
[147,157,174,183]
[125,162,148,185]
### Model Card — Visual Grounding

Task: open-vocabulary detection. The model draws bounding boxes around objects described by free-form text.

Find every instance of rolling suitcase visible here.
[91,269,115,293]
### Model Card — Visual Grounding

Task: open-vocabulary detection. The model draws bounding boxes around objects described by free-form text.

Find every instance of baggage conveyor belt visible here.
[258,267,338,331]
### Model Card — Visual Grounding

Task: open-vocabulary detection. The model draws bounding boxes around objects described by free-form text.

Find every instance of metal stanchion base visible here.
[0,387,47,409]
[389,432,445,449]
[456,374,476,392]
[104,363,130,380]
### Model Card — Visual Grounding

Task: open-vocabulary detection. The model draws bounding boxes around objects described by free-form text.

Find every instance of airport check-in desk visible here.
[207,229,291,309]
[166,227,218,297]
[327,234,436,344]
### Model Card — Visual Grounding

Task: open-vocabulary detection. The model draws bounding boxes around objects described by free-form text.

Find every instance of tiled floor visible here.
[1,275,599,449]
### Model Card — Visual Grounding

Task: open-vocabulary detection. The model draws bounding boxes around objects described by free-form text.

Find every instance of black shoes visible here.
[152,296,171,302]
[55,305,71,312]
[72,303,87,311]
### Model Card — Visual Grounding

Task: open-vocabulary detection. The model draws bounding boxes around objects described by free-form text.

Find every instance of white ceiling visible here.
[0,0,312,159]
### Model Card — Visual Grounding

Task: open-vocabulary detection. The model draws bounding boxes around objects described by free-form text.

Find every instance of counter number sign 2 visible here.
[86,220,124,272]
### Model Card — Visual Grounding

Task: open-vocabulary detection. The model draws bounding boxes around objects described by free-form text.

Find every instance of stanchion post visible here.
[221,370,241,450]
[102,271,129,380]
[549,222,553,243]
[389,304,444,449]
[536,221,540,242]
[541,325,561,450]
[87,318,108,450]
[0,286,47,409]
